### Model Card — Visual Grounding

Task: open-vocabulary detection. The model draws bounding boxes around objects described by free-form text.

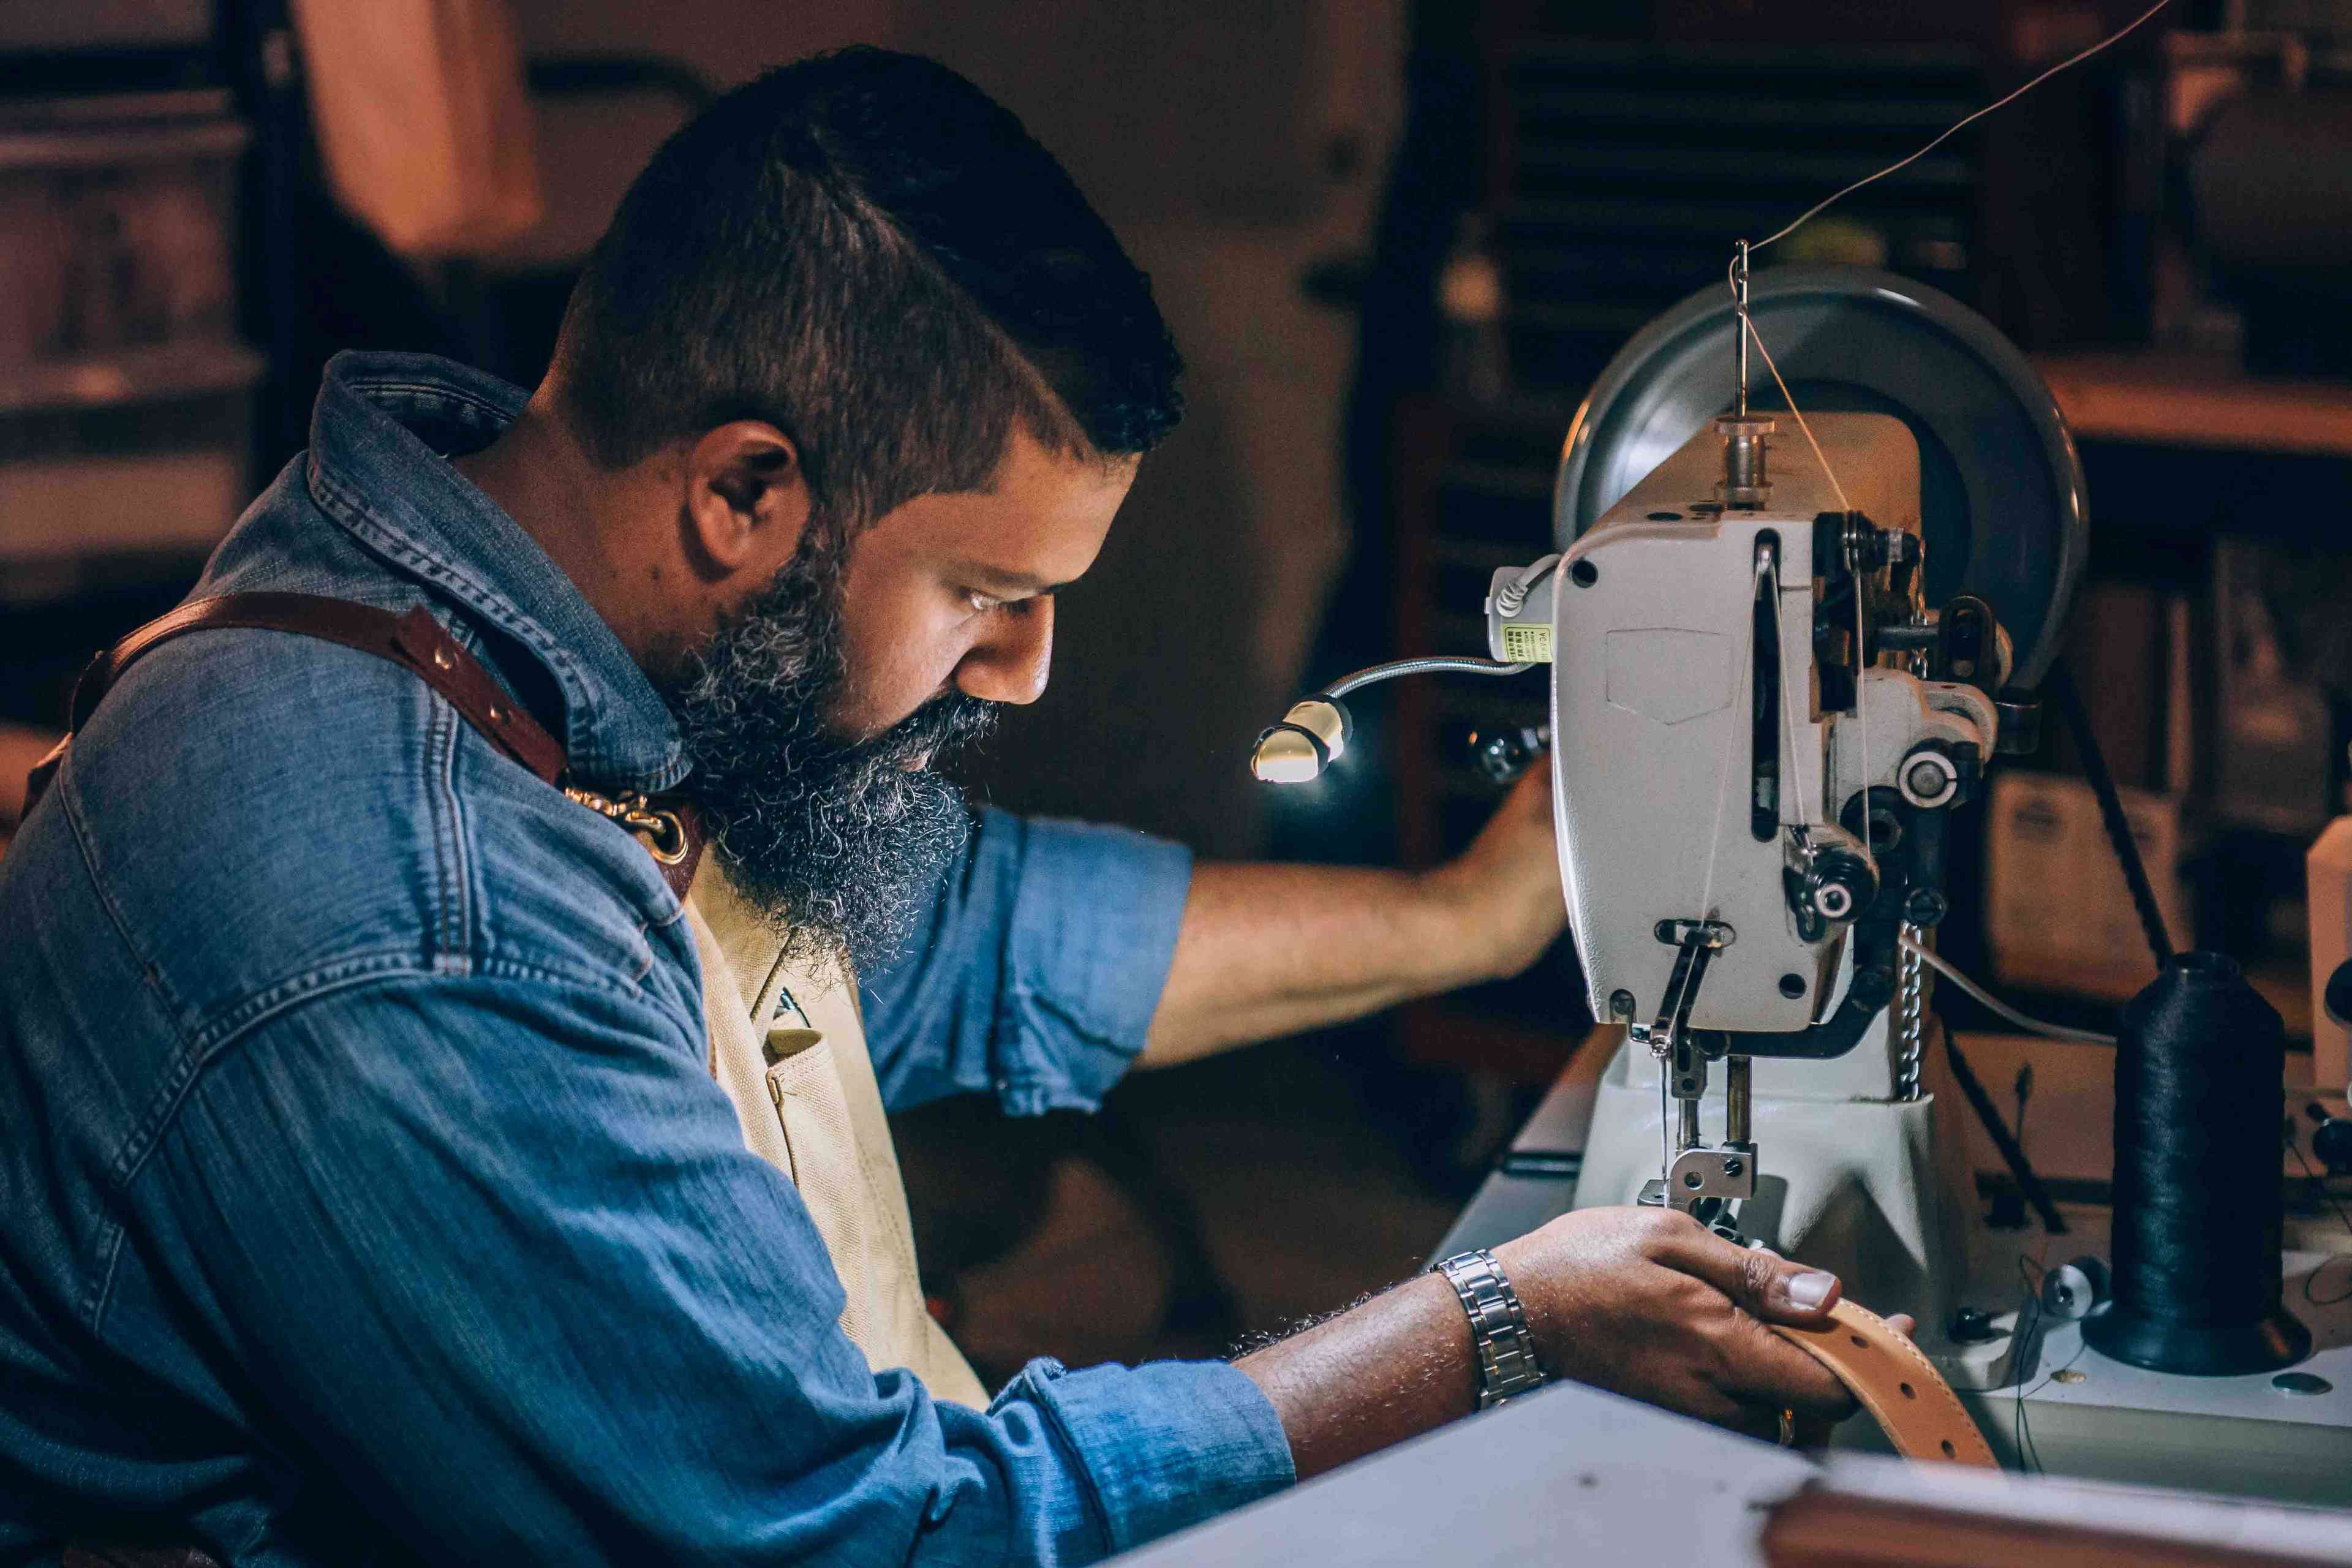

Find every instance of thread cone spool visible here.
[2084,952,2312,1376]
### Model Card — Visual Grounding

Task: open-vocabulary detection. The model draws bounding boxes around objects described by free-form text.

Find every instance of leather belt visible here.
[1771,1298,1997,1466]
[23,591,705,899]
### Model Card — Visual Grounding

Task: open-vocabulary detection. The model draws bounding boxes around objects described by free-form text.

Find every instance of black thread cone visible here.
[2084,952,2310,1376]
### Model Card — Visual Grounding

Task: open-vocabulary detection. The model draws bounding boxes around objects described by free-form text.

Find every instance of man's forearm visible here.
[1139,769,1562,1067]
[1237,1210,1863,1485]
[1140,862,1500,1066]
[1236,1272,1477,1479]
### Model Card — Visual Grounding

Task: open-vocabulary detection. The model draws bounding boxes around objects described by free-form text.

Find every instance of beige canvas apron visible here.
[682,859,990,1408]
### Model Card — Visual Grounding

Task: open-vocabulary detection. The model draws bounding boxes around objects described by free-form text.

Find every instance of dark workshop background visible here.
[5,0,2351,1384]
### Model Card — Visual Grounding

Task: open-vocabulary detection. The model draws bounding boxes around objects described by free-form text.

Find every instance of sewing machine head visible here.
[1525,409,2003,1055]
[1251,266,2084,1235]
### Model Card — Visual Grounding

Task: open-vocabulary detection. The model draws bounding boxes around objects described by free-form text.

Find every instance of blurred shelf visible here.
[0,108,243,170]
[2250,957,2316,1044]
[0,340,262,416]
[1439,458,1554,501]
[2035,352,2352,458]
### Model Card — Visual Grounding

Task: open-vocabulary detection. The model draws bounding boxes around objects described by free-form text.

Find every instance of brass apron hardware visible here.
[563,786,690,864]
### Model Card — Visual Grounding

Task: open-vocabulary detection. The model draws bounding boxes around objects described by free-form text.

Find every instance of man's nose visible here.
[954,598,1054,706]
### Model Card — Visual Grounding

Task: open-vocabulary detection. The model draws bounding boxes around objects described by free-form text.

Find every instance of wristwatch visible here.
[1431,1248,1547,1409]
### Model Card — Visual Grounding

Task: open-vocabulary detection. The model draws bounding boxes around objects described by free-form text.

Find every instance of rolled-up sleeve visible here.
[1005,1359,1297,1556]
[134,974,1292,1565]
[864,807,1193,1117]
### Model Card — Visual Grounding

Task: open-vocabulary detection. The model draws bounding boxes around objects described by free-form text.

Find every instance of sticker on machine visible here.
[1499,624,1553,663]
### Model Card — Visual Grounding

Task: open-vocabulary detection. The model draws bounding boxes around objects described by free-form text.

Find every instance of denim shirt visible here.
[0,353,1294,1566]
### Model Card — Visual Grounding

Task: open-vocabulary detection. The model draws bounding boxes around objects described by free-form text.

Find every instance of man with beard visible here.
[0,48,1863,1568]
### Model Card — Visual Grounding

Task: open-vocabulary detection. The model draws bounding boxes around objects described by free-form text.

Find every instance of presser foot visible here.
[1637,1169,1758,1246]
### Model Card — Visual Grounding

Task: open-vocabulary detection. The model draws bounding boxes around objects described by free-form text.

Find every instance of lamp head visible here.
[1249,696,1352,784]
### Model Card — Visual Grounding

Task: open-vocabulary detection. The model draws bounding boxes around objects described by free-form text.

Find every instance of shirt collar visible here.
[303,350,687,793]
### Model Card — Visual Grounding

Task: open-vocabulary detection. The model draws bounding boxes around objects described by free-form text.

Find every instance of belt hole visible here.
[1850,1335,1868,1349]
[432,647,453,670]
[1940,1439,1956,1458]
[1899,1382,1916,1400]
[488,704,507,722]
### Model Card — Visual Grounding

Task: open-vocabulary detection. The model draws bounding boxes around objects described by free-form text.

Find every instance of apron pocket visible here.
[764,1031,847,1196]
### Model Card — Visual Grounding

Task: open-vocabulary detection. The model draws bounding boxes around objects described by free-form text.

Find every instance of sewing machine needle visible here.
[1659,1060,1671,1189]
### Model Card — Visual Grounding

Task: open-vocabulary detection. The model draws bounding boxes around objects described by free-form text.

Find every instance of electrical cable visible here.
[2290,1141,2352,1308]
[1493,557,1559,617]
[2014,1063,2035,1166]
[1320,654,1531,698]
[1747,0,2174,258]
[2011,1253,2043,1472]
[1902,935,2116,1045]
[2045,657,2175,967]
[2010,1250,2084,1474]
[1941,1018,2068,1235]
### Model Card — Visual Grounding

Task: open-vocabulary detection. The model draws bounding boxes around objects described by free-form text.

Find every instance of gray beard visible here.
[657,533,998,976]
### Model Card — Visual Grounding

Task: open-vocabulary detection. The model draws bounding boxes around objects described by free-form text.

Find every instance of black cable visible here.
[2011,1255,2037,1468]
[2013,1064,2034,1161]
[2011,1255,2046,1474]
[2009,1252,2085,1476]
[2290,1142,2352,1308]
[2044,657,2174,967]
[1942,1020,2067,1234]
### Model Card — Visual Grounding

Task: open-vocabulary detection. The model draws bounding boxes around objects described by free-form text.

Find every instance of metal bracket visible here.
[1627,919,1761,1217]
[1634,919,1735,1061]
[1668,1145,1757,1207]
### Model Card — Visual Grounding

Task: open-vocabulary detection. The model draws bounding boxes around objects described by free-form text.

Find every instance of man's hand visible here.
[1493,1207,1855,1432]
[1144,765,1567,1066]
[1238,1205,1863,1479]
[1420,764,1566,985]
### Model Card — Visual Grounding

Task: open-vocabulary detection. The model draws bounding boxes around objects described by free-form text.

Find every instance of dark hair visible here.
[552,47,1182,527]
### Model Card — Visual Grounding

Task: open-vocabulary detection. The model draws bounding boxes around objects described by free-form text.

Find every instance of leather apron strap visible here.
[22,592,704,897]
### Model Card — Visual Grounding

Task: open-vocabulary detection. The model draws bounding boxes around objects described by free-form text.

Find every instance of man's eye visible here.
[962,589,1005,614]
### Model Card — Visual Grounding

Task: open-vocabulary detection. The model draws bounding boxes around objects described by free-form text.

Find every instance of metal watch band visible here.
[1431,1248,1547,1409]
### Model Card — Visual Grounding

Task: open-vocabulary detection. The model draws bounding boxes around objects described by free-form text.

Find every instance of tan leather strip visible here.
[385,606,567,783]
[26,591,709,901]
[27,593,573,823]
[1771,1298,1997,1466]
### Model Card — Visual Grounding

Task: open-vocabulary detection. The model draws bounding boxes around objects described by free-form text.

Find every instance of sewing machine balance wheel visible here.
[1555,264,2087,691]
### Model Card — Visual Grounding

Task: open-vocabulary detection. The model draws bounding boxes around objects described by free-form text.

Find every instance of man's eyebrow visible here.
[953,560,1076,595]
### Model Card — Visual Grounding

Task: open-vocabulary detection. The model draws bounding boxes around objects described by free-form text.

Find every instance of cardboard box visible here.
[1986,771,2192,1003]
[2312,816,2352,1096]
[2213,539,2335,834]
[1948,1030,2343,1186]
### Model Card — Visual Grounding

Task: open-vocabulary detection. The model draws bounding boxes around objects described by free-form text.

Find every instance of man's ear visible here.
[680,420,811,579]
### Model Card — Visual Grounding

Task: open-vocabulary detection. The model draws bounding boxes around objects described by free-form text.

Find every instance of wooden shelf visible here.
[2034,351,2352,458]
[0,341,263,417]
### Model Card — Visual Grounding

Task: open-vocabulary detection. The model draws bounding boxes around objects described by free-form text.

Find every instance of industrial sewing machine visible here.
[1251,265,2352,1504]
